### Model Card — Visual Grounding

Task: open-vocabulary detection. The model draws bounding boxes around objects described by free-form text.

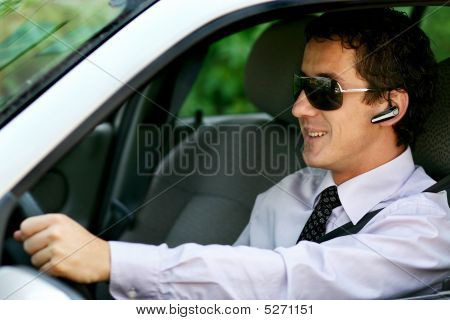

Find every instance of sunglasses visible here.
[293,74,379,111]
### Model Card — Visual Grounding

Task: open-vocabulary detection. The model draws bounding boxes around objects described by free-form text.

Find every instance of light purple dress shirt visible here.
[108,147,450,299]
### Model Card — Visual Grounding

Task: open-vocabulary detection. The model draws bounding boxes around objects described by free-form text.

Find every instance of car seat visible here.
[118,18,314,247]
[413,57,450,195]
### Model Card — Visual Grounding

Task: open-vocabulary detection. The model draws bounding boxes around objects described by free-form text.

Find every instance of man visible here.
[14,9,450,299]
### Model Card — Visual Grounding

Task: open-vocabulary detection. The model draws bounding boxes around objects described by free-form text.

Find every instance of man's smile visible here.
[307,131,328,137]
[302,126,329,142]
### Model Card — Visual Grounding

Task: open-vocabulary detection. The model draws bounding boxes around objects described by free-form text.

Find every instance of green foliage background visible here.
[180,24,269,118]
[421,6,450,63]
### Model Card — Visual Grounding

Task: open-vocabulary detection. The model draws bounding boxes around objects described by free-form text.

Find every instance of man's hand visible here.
[14,214,110,284]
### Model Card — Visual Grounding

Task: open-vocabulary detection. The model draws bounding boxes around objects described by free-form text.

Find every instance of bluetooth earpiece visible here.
[371,105,399,124]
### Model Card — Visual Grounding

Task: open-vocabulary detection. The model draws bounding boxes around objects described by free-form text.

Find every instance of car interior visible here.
[0,4,449,299]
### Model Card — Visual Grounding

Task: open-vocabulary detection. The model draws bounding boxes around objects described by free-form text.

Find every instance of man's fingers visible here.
[13,230,23,241]
[39,255,66,278]
[23,227,57,255]
[19,214,64,240]
[40,260,57,277]
[30,246,52,268]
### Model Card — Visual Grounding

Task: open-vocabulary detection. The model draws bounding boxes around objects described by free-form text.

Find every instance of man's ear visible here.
[378,89,409,127]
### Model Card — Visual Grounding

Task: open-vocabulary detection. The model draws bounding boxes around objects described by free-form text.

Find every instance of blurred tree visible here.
[180,23,270,118]
[420,6,450,62]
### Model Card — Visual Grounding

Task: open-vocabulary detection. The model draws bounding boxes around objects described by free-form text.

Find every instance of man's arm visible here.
[109,241,287,299]
[107,196,450,299]
[14,193,450,299]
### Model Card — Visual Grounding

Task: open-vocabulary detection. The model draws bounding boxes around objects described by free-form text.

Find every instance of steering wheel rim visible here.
[0,192,92,299]
[0,192,43,265]
[18,192,45,217]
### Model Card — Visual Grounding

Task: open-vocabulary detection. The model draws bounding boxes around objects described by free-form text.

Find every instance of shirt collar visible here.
[312,147,415,225]
[338,147,415,224]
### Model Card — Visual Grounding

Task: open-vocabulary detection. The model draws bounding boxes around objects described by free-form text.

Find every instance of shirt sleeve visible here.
[109,193,450,299]
[109,241,287,299]
[232,191,266,247]
[232,193,265,246]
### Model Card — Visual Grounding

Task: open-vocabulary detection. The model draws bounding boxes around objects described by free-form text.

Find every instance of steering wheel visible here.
[0,192,90,299]
[4,192,46,262]
[0,192,43,265]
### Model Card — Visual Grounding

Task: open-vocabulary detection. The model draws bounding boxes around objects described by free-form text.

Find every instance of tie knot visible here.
[297,185,341,244]
[318,185,341,209]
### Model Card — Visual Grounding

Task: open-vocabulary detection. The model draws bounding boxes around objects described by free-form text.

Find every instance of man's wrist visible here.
[95,238,111,282]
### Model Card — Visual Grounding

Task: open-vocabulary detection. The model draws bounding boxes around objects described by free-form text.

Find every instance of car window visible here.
[179,23,271,118]
[420,6,450,62]
[0,0,157,128]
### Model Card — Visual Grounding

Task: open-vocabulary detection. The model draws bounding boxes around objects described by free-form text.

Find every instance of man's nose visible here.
[291,90,318,118]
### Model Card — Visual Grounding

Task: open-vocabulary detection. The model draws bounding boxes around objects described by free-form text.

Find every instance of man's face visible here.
[292,39,387,178]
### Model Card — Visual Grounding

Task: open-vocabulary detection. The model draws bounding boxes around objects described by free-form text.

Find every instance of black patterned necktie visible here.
[297,185,341,243]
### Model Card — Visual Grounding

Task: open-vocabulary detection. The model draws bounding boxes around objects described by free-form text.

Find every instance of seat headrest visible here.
[413,58,450,180]
[244,17,314,124]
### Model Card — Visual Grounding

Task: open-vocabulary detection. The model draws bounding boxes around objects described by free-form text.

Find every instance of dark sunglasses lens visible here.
[293,76,342,110]
[307,78,342,110]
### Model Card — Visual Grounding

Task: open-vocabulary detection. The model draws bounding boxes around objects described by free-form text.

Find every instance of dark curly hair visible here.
[305,8,437,147]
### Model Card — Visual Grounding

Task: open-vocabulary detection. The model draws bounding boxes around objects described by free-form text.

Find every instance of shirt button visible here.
[127,288,137,299]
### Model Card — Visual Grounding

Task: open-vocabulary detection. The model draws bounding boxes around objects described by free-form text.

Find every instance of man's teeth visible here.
[308,131,327,137]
